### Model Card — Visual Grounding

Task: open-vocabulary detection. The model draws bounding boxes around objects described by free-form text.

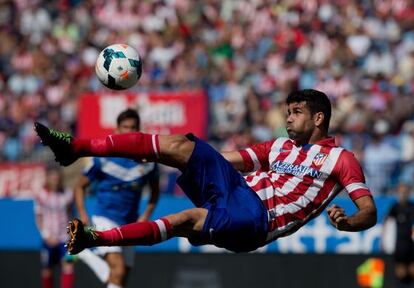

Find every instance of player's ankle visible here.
[72,138,110,157]
[71,138,89,156]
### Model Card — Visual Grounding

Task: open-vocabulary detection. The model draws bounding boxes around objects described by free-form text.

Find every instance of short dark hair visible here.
[116,108,140,127]
[286,89,331,131]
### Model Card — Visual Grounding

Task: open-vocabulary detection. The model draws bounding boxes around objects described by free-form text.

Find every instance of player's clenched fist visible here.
[327,204,350,231]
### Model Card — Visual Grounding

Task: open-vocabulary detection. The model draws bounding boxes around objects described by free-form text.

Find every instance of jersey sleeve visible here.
[334,150,372,201]
[238,140,274,172]
[83,157,101,180]
[62,188,74,205]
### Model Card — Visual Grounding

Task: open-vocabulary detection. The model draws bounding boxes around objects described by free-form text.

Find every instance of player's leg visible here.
[105,252,127,288]
[73,133,194,169]
[77,249,110,283]
[83,215,130,286]
[60,260,74,288]
[56,243,75,288]
[41,267,53,288]
[66,208,207,255]
[40,244,55,288]
[165,207,208,238]
[34,122,194,169]
[41,265,53,288]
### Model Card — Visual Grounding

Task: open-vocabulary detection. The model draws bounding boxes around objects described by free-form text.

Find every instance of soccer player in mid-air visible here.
[35,89,377,254]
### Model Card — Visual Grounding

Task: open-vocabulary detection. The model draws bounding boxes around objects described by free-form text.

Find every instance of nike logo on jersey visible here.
[271,160,323,179]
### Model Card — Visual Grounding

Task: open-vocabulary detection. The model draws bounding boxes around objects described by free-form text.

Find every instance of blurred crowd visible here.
[1,0,414,195]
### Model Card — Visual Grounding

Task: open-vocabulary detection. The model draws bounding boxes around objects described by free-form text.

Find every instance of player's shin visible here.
[73,132,160,161]
[60,270,74,288]
[94,218,171,247]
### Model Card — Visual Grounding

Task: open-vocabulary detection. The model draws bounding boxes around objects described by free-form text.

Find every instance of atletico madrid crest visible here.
[313,153,328,166]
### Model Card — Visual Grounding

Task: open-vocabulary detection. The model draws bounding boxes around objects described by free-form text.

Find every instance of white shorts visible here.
[91,215,135,267]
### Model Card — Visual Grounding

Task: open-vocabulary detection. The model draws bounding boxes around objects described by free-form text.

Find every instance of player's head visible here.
[45,166,64,192]
[116,108,140,133]
[397,182,411,203]
[285,89,331,142]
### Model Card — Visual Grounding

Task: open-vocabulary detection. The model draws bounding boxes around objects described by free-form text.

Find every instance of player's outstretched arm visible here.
[138,177,160,222]
[74,175,91,225]
[221,151,247,172]
[327,195,377,232]
[222,141,274,173]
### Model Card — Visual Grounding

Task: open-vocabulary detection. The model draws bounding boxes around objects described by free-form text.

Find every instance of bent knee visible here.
[160,134,194,165]
[167,135,191,151]
[164,135,192,152]
[182,208,207,227]
[168,208,208,236]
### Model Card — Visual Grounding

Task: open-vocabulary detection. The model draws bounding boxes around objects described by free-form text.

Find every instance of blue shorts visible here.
[40,242,72,268]
[177,134,268,252]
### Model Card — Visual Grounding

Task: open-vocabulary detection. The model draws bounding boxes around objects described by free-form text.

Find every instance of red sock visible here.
[41,274,53,288]
[72,132,160,161]
[61,271,74,288]
[94,218,171,246]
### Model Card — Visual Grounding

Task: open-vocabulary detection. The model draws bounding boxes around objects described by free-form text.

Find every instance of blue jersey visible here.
[83,157,159,225]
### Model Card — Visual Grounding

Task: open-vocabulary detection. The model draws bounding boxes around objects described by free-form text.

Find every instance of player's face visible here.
[397,184,410,203]
[117,118,139,133]
[285,101,315,142]
[46,170,61,191]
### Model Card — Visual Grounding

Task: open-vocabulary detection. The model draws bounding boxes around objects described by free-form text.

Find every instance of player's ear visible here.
[314,112,325,128]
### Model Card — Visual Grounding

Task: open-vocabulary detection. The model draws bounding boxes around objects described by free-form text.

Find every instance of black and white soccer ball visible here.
[95,44,142,90]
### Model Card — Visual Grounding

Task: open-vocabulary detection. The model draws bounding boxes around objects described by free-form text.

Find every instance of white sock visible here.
[107,283,122,288]
[78,249,110,283]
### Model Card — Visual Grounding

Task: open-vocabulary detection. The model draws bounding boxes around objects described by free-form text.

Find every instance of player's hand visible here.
[327,204,350,231]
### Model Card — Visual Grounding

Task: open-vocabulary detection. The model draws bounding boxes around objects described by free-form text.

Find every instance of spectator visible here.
[363,119,400,195]
[382,183,414,288]
[34,167,74,288]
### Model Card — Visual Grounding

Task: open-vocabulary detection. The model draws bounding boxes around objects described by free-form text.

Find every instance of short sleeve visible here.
[334,150,372,201]
[238,140,274,172]
[83,157,101,181]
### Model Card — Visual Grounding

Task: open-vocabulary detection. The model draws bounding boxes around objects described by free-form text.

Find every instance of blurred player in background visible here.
[34,167,74,288]
[74,108,160,288]
[35,89,377,254]
[382,183,414,288]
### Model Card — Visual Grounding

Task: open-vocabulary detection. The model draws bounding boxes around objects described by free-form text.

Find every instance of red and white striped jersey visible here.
[35,188,73,242]
[239,137,371,243]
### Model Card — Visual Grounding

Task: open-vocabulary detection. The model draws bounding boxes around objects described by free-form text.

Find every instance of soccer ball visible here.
[95,44,142,90]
